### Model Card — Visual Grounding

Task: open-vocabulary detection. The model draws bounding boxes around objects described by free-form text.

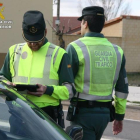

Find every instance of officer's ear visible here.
[82,20,88,29]
[84,21,88,29]
[45,29,47,35]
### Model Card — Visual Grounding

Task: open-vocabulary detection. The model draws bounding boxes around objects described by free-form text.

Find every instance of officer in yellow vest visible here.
[0,11,75,128]
[66,6,129,140]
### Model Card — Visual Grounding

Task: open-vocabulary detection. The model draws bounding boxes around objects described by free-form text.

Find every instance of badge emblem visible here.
[29,26,37,33]
[0,3,3,7]
[0,3,5,20]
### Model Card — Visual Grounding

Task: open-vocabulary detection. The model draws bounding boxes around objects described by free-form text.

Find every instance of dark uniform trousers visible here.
[71,107,110,140]
[41,105,65,128]
[41,106,59,122]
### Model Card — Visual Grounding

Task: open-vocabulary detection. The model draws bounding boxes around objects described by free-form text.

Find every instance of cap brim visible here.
[22,30,46,42]
[77,16,83,21]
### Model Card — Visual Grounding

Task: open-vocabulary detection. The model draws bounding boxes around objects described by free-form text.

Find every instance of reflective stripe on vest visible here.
[74,40,90,95]
[30,44,59,85]
[124,77,128,84]
[73,39,122,100]
[115,91,128,99]
[112,44,122,88]
[12,43,59,85]
[13,43,28,83]
[75,92,113,100]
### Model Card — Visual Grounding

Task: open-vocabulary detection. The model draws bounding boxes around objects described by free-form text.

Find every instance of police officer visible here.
[66,6,129,140]
[0,11,75,127]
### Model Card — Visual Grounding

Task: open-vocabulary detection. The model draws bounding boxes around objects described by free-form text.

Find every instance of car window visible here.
[0,83,71,140]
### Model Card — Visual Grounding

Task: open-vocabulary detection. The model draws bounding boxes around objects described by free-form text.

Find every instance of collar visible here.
[84,32,104,38]
[43,38,48,45]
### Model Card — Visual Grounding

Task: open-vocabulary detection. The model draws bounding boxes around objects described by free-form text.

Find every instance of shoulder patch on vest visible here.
[21,51,28,59]
[67,64,71,68]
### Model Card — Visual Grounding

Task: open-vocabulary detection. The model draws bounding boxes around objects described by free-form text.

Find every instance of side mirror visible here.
[66,125,83,140]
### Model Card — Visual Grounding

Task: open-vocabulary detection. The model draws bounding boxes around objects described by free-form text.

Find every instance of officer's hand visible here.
[27,84,47,97]
[6,81,16,86]
[112,120,123,135]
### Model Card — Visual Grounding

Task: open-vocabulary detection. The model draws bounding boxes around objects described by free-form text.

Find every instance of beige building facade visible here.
[0,0,52,68]
[102,15,140,73]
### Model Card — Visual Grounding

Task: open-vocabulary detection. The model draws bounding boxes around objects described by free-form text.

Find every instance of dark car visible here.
[0,78,82,140]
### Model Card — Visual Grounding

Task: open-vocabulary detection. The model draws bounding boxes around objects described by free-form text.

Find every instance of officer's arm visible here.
[44,53,75,100]
[66,44,79,78]
[0,51,12,81]
[114,54,129,121]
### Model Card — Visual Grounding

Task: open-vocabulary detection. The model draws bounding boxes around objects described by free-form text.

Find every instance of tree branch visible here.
[78,0,131,21]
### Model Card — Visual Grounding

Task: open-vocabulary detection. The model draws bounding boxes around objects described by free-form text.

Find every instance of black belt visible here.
[77,101,111,108]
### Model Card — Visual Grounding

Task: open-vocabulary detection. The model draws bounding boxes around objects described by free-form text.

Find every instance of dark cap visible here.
[22,11,46,42]
[78,6,104,21]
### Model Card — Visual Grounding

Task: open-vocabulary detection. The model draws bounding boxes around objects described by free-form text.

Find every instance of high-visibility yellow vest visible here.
[9,42,66,107]
[70,37,123,101]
